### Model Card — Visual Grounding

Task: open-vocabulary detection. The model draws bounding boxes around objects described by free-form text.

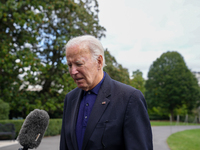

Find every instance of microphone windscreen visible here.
[17,109,49,149]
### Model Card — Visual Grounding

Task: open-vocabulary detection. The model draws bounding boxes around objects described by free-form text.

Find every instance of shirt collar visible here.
[83,72,106,95]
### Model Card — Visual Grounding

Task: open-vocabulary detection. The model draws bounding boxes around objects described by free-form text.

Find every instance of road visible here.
[1,125,200,150]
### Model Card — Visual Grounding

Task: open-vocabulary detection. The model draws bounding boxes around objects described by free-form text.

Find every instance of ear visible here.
[97,55,103,69]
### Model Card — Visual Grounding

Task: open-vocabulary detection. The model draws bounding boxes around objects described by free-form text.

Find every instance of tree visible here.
[145,51,200,120]
[130,70,145,95]
[104,49,130,84]
[31,0,105,118]
[0,0,45,118]
[0,0,106,118]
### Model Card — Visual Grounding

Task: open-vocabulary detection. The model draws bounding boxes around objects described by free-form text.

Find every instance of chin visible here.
[77,84,87,91]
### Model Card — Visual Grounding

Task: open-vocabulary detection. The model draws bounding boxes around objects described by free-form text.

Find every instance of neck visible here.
[97,70,104,83]
[86,70,104,91]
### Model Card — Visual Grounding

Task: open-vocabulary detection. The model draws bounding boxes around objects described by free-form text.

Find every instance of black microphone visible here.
[17,109,49,150]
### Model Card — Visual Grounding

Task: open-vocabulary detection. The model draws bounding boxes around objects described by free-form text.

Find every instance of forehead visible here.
[66,44,91,61]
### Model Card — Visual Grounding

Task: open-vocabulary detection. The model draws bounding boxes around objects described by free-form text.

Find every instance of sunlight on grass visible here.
[167,129,200,150]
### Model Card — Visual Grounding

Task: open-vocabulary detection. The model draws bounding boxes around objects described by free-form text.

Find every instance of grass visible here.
[167,129,200,150]
[150,120,199,126]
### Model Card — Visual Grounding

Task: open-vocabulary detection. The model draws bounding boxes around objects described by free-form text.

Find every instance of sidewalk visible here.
[0,136,60,150]
[1,125,200,150]
[152,125,200,150]
[0,140,18,148]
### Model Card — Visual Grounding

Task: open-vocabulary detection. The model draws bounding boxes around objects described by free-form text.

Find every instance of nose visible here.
[70,65,78,75]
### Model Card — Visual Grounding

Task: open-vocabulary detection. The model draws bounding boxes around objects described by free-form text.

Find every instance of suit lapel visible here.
[82,73,112,150]
[70,89,83,150]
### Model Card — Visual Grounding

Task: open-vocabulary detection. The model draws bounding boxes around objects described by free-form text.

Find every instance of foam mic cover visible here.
[17,109,49,149]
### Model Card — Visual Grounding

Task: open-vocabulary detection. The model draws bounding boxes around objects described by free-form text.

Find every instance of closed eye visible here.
[67,64,72,68]
[77,63,83,66]
[76,61,84,66]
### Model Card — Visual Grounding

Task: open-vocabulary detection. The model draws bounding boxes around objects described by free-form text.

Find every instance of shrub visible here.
[0,99,10,120]
[45,119,62,136]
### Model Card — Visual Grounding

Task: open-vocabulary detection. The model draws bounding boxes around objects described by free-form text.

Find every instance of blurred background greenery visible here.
[0,0,200,124]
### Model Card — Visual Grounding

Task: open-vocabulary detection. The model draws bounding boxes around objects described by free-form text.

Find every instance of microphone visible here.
[17,109,49,150]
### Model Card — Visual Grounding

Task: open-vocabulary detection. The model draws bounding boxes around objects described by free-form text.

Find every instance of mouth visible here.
[75,78,84,82]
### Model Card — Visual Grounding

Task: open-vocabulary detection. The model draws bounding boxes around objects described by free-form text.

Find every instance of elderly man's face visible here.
[66,44,102,91]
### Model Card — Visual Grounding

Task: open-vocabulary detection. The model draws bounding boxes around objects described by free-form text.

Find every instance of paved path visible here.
[0,136,60,150]
[1,125,200,150]
[152,125,200,150]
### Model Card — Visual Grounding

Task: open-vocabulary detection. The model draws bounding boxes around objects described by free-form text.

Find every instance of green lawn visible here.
[150,121,199,126]
[167,129,200,150]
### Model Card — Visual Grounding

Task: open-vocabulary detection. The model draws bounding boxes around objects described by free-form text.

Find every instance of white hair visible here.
[65,35,106,68]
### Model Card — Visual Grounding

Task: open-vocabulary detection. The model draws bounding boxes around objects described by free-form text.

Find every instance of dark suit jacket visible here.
[60,73,153,150]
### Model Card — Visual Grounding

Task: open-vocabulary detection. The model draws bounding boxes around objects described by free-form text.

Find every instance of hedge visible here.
[45,119,62,136]
[0,119,62,139]
[0,99,10,120]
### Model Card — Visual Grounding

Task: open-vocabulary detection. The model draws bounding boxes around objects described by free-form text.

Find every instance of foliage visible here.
[0,99,10,120]
[167,129,200,150]
[104,49,130,84]
[0,0,42,118]
[130,70,146,95]
[145,51,200,120]
[0,0,105,118]
[45,119,62,136]
[148,105,196,121]
[148,107,169,120]
[0,119,62,138]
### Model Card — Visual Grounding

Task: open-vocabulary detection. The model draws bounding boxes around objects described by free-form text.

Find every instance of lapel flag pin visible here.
[102,101,106,105]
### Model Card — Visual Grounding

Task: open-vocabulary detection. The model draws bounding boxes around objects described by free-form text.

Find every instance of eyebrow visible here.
[76,60,85,64]
[67,60,83,64]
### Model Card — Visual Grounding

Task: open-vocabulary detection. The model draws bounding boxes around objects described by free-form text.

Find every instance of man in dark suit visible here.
[60,35,153,150]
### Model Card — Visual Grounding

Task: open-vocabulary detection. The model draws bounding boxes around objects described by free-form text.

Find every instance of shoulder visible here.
[111,79,146,103]
[103,72,135,90]
[103,72,143,96]
[111,80,148,111]
[111,79,138,93]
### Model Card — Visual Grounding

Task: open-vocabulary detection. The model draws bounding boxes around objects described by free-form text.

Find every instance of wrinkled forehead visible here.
[66,43,92,64]
[66,41,91,55]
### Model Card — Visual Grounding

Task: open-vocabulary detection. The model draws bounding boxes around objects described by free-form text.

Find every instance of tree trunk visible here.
[170,109,174,121]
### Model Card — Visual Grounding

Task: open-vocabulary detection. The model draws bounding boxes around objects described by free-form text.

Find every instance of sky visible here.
[98,0,200,79]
